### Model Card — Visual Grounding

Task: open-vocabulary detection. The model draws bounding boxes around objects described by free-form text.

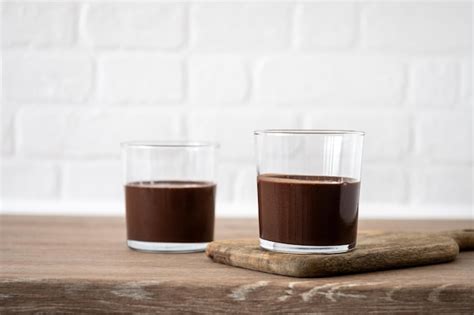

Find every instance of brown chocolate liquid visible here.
[257,174,360,246]
[125,181,215,243]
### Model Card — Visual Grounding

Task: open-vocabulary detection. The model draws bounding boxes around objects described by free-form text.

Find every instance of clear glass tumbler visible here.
[255,130,364,254]
[121,142,217,253]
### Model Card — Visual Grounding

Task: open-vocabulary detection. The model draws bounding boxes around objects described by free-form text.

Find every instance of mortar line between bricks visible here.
[3,44,471,59]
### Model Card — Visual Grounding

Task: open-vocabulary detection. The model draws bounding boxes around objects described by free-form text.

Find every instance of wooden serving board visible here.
[206,229,474,278]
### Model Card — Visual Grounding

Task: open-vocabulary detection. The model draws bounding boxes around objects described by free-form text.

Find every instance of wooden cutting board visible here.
[206,229,474,278]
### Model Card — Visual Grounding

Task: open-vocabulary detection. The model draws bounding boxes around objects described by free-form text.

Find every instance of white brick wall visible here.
[362,2,472,52]
[191,3,292,50]
[1,110,14,155]
[412,165,473,205]
[187,110,300,161]
[2,3,76,47]
[460,60,472,108]
[62,161,123,201]
[3,53,93,102]
[1,160,59,200]
[1,1,472,218]
[361,165,409,204]
[189,56,248,104]
[17,107,183,158]
[83,3,186,49]
[296,3,357,49]
[98,54,184,103]
[409,61,459,109]
[256,56,405,106]
[416,112,472,163]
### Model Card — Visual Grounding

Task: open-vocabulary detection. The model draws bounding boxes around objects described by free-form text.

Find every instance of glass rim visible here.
[121,141,219,148]
[254,129,365,136]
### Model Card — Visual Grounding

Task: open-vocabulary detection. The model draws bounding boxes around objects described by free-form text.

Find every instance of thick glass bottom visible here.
[259,238,355,254]
[127,240,208,253]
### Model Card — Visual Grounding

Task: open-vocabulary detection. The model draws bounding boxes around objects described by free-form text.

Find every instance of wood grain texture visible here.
[439,229,474,250]
[1,216,473,313]
[206,230,473,277]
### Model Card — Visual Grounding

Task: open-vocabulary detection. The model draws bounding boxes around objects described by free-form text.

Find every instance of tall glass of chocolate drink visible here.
[255,130,364,254]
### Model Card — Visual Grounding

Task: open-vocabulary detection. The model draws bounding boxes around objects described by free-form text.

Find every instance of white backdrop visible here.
[1,1,472,218]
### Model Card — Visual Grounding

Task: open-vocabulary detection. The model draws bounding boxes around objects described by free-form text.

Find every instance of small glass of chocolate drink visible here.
[122,142,217,253]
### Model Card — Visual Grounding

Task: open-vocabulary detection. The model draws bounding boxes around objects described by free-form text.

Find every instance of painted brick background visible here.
[1,1,472,218]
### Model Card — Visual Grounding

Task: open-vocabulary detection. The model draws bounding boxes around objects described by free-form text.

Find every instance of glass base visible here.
[127,240,208,253]
[259,238,355,254]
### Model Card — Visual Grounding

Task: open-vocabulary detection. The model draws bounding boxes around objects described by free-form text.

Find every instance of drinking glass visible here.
[255,130,364,254]
[122,142,217,253]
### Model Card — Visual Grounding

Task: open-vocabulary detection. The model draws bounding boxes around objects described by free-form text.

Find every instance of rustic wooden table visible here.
[1,216,473,313]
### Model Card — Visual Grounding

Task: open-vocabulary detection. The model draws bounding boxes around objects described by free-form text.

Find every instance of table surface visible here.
[1,216,473,313]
